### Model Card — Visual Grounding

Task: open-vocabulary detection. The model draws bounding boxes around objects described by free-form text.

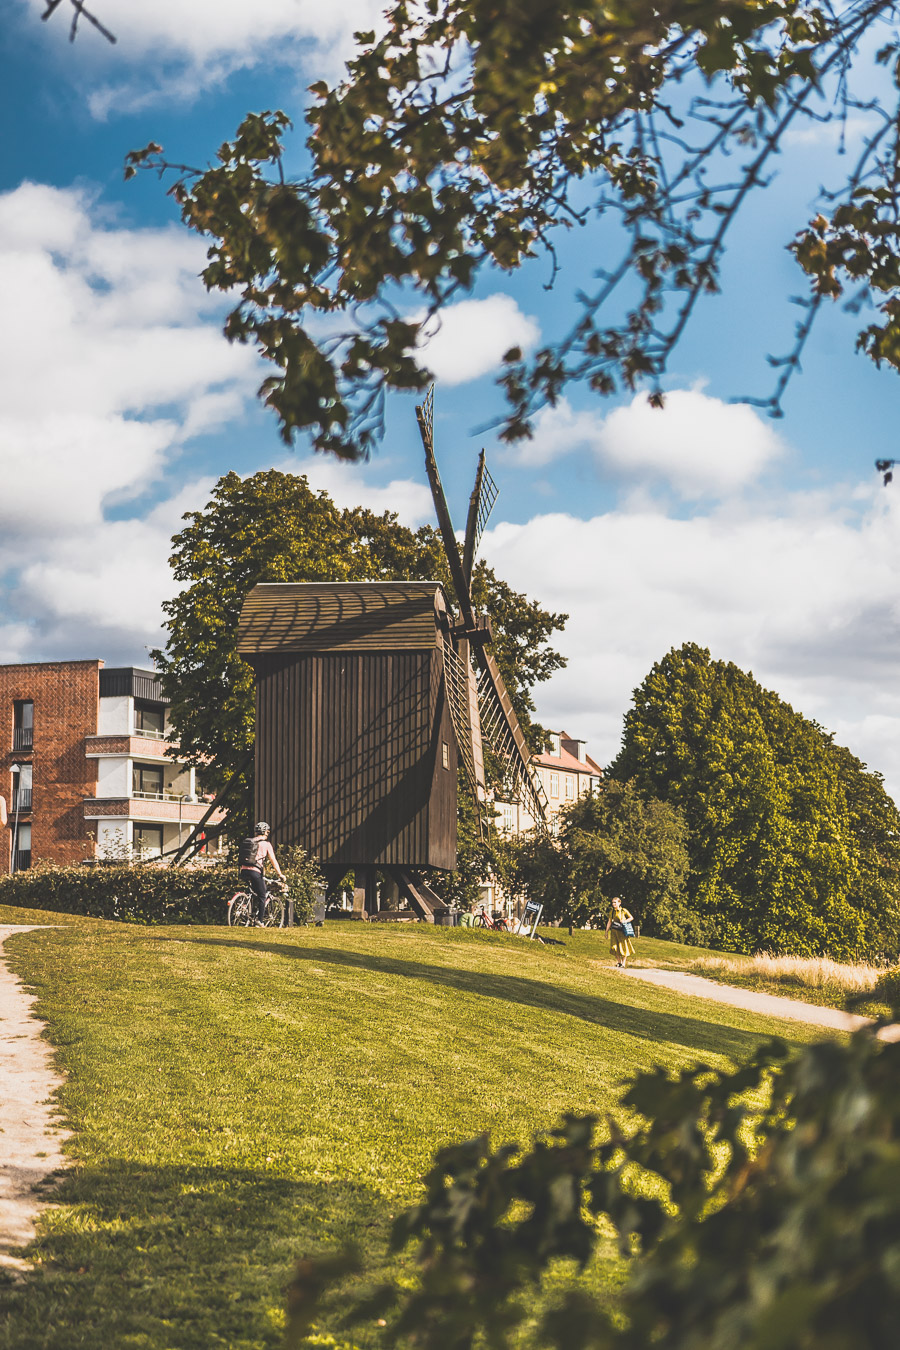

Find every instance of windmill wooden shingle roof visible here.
[236,582,448,654]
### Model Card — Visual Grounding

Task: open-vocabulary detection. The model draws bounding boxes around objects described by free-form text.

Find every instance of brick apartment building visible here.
[1,661,222,874]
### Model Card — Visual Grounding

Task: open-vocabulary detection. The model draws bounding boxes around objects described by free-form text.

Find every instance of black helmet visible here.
[254,822,271,835]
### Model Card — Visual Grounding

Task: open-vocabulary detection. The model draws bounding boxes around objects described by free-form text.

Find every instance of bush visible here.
[0,850,320,927]
[873,966,900,1008]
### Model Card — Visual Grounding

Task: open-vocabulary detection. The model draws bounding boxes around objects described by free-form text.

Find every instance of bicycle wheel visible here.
[228,892,254,926]
[263,895,286,929]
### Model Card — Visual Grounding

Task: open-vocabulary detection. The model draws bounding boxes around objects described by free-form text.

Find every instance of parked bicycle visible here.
[227,877,288,929]
[474,908,512,932]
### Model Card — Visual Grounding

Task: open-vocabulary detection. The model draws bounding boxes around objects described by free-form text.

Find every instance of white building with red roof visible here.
[496,730,603,837]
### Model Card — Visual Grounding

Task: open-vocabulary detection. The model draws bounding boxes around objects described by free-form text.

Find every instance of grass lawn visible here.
[0,909,823,1349]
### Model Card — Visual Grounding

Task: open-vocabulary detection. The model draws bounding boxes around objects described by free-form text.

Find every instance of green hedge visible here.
[0,849,320,927]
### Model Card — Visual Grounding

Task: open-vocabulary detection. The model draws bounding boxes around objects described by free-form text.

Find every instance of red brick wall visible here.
[1,661,101,873]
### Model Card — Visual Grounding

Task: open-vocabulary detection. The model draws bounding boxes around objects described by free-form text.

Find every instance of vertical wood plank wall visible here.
[254,650,456,868]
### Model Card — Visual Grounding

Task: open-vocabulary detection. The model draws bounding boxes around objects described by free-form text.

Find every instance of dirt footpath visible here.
[0,925,69,1271]
[620,965,900,1039]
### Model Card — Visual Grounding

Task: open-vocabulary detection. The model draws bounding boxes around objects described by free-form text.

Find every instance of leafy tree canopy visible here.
[127,0,900,456]
[153,469,566,829]
[508,779,699,940]
[609,641,900,958]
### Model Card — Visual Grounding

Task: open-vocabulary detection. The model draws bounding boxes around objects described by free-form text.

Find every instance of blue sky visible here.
[4,0,900,797]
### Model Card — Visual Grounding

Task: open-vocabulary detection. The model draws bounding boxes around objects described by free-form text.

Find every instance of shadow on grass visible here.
[194,937,793,1061]
[0,1163,388,1350]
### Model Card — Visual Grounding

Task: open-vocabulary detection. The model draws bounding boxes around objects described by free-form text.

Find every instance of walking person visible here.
[606,896,636,968]
[238,822,285,925]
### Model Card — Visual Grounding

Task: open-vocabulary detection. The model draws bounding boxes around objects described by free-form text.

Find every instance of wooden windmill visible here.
[234,392,550,920]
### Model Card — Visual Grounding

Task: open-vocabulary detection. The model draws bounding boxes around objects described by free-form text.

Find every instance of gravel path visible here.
[620,965,900,1039]
[0,925,69,1271]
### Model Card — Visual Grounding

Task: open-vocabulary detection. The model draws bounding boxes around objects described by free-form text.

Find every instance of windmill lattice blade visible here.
[476,659,550,830]
[417,384,435,449]
[473,460,498,556]
[441,635,478,792]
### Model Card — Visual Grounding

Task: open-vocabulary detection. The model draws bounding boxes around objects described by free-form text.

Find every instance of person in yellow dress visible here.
[605,896,636,968]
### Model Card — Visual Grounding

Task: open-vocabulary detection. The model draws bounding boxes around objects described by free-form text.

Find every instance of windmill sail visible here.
[416,389,487,810]
[415,387,550,834]
[462,450,498,586]
[474,649,551,830]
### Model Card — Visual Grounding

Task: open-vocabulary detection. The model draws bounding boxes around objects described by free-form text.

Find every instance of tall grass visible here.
[689,952,884,995]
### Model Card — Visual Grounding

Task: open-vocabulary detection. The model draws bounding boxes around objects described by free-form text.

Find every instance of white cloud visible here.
[416,295,540,387]
[0,182,258,664]
[479,483,900,801]
[279,455,435,528]
[20,0,385,114]
[507,390,785,497]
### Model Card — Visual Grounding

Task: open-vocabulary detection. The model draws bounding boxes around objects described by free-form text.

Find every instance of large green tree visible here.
[610,642,900,958]
[509,779,698,939]
[127,1,900,457]
[153,468,566,832]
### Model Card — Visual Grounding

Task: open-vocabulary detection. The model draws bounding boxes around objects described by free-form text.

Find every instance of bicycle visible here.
[474,909,512,932]
[227,877,288,928]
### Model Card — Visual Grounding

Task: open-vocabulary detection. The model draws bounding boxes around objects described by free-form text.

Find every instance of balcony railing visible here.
[132,726,167,740]
[12,727,33,750]
[132,790,190,801]
[12,850,31,872]
[12,788,32,811]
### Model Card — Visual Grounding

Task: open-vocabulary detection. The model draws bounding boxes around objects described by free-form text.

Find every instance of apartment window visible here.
[12,822,31,872]
[549,772,559,798]
[12,763,32,812]
[13,700,33,751]
[565,775,574,800]
[133,764,164,798]
[503,804,516,834]
[134,702,165,737]
[442,741,450,770]
[133,825,163,857]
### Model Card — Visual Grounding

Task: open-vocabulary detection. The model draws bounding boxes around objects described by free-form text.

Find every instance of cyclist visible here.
[238,822,285,925]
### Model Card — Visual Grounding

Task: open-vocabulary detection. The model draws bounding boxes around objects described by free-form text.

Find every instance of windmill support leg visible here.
[391,868,450,924]
[353,867,378,917]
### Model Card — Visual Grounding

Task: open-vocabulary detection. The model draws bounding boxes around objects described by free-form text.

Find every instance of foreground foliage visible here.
[128,2,900,454]
[294,1016,900,1350]
[610,642,900,959]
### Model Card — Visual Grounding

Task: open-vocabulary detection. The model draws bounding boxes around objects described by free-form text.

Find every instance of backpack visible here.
[239,836,265,869]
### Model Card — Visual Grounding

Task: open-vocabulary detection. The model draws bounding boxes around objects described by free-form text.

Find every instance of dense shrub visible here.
[0,849,320,926]
[873,966,900,1008]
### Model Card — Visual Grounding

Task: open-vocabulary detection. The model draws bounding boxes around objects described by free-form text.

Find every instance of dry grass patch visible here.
[691,952,882,992]
[684,951,900,1012]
